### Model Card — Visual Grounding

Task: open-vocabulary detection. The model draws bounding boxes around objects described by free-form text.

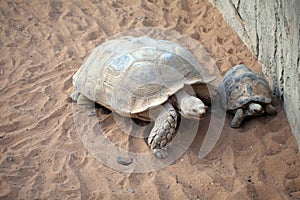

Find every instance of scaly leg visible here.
[230,108,244,128]
[265,104,277,115]
[147,103,177,159]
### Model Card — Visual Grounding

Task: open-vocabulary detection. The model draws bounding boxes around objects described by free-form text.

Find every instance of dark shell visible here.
[223,65,272,111]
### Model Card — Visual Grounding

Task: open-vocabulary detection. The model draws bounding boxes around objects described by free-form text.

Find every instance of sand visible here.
[0,0,299,199]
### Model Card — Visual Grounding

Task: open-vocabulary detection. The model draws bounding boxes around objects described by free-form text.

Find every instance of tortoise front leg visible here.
[265,104,277,115]
[147,103,177,159]
[230,108,244,128]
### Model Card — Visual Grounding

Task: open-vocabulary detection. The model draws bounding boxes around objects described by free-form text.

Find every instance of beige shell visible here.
[73,36,212,115]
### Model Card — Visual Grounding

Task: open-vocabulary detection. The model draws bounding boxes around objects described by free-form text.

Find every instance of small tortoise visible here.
[71,36,215,158]
[223,64,277,128]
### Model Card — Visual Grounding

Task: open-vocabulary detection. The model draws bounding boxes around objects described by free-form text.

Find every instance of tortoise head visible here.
[248,102,264,115]
[179,96,207,120]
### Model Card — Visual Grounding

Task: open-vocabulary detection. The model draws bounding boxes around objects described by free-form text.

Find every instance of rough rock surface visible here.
[209,0,300,148]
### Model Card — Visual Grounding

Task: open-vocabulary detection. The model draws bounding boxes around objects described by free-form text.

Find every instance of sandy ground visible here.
[1,0,300,199]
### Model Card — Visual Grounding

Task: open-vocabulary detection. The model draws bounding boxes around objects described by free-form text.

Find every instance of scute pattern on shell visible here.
[73,36,209,115]
[223,65,272,111]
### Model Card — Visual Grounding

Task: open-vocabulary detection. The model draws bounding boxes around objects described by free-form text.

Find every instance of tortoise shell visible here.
[73,36,212,116]
[223,65,272,111]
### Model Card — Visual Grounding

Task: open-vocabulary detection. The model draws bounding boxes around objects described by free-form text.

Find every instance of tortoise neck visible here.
[176,89,190,103]
[175,89,193,111]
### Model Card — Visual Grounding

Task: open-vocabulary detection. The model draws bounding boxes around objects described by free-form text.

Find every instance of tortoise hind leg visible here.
[230,108,244,128]
[147,103,177,159]
[77,94,95,107]
[70,90,80,102]
[265,104,277,115]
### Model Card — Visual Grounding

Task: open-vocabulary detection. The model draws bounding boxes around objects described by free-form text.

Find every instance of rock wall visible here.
[209,0,300,147]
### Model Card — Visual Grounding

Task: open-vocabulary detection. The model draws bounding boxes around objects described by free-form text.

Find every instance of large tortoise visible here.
[223,64,277,128]
[71,36,215,158]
